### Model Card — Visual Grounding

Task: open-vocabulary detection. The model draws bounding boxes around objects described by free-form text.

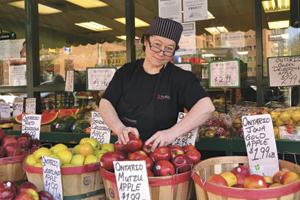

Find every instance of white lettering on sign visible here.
[65,70,74,92]
[12,97,23,117]
[209,60,240,88]
[42,156,63,200]
[172,112,198,146]
[21,114,41,140]
[90,111,111,144]
[113,161,151,200]
[268,56,300,87]
[242,114,279,177]
[25,98,36,114]
[87,68,116,91]
[0,103,11,119]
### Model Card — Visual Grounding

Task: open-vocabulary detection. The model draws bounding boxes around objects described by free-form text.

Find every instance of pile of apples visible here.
[208,165,299,189]
[0,181,53,200]
[0,129,41,158]
[25,137,115,168]
[100,133,201,176]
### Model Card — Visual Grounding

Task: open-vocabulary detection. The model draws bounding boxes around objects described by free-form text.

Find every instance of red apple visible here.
[220,171,238,187]
[281,171,299,185]
[273,170,287,183]
[207,174,228,186]
[100,152,126,172]
[231,165,250,177]
[126,133,143,153]
[147,169,154,177]
[151,146,171,162]
[185,150,201,164]
[169,145,184,159]
[17,134,31,148]
[0,181,17,200]
[142,143,153,155]
[0,128,6,142]
[182,145,197,153]
[1,136,17,147]
[172,154,192,173]
[15,188,39,200]
[234,172,247,185]
[5,143,22,157]
[18,182,37,194]
[128,150,148,160]
[114,141,127,152]
[244,174,268,189]
[38,191,54,200]
[153,160,175,176]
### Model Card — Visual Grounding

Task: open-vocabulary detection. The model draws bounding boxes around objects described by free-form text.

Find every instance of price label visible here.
[209,60,240,88]
[42,156,63,200]
[268,56,300,87]
[242,114,279,177]
[87,68,116,91]
[113,161,151,200]
[172,112,198,146]
[65,70,74,92]
[0,103,11,119]
[21,114,41,140]
[12,97,23,117]
[90,111,111,144]
[25,98,36,114]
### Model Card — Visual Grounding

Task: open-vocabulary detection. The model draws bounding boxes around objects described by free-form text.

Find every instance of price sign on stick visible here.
[21,114,41,139]
[268,56,300,86]
[172,112,198,146]
[113,161,151,200]
[65,70,74,92]
[87,68,116,91]
[209,60,240,88]
[90,111,111,144]
[25,98,36,114]
[242,114,279,177]
[42,156,63,200]
[0,103,11,119]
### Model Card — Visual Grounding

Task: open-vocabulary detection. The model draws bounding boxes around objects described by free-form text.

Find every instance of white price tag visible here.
[172,112,198,146]
[25,98,36,114]
[87,68,116,91]
[13,97,23,117]
[42,156,63,200]
[113,161,151,200]
[65,70,74,92]
[90,111,111,144]
[242,114,279,177]
[21,114,41,140]
[0,103,11,119]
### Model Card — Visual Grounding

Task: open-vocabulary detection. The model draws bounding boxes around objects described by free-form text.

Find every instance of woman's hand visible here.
[145,129,176,151]
[117,126,139,144]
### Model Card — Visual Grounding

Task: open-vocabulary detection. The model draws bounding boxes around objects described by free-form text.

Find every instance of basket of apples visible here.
[0,129,40,182]
[23,137,114,200]
[99,133,201,200]
[192,156,300,200]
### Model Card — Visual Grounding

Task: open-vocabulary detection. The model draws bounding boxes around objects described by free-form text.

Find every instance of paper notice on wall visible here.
[0,39,25,59]
[87,68,116,91]
[183,0,208,22]
[13,97,24,117]
[65,70,74,92]
[9,64,26,86]
[25,98,36,114]
[159,0,182,22]
[175,22,196,56]
[0,103,11,119]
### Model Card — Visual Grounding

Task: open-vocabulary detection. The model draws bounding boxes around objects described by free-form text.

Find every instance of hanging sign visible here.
[87,68,116,91]
[25,98,36,114]
[183,0,208,22]
[268,56,300,87]
[177,63,192,71]
[21,114,41,140]
[209,60,240,88]
[42,156,63,200]
[113,160,151,200]
[158,0,182,22]
[90,111,111,144]
[172,112,198,146]
[242,114,279,177]
[12,97,23,117]
[65,70,74,92]
[0,103,11,119]
[176,22,196,56]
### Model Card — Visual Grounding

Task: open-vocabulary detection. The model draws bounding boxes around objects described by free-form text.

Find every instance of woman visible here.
[99,17,215,151]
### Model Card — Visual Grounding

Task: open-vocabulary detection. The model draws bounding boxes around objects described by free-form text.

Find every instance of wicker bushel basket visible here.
[100,168,193,200]
[24,163,105,200]
[0,154,27,182]
[192,156,300,200]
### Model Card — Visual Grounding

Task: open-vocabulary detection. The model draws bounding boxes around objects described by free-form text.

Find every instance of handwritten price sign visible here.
[87,68,116,91]
[242,114,279,177]
[21,114,41,140]
[268,56,300,87]
[209,60,240,88]
[90,111,111,144]
[65,70,74,92]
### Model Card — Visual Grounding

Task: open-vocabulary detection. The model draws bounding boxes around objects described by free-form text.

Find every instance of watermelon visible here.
[15,110,58,125]
[58,108,79,118]
[15,113,23,124]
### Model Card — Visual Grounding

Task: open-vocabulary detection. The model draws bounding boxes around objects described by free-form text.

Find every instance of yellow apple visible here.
[71,154,85,166]
[34,162,43,168]
[101,143,114,152]
[56,149,72,164]
[220,171,237,187]
[78,143,94,156]
[279,111,290,122]
[291,110,300,122]
[25,155,37,166]
[50,143,68,154]
[275,118,284,126]
[33,147,52,160]
[281,171,299,185]
[80,138,100,149]
[95,149,107,160]
[72,145,80,154]
[264,176,273,185]
[271,111,281,121]
[84,154,98,165]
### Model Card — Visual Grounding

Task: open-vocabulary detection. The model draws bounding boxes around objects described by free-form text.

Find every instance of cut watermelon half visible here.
[58,108,79,118]
[15,110,58,125]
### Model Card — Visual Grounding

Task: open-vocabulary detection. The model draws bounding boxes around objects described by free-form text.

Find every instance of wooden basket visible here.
[192,156,300,200]
[0,154,27,182]
[24,162,105,200]
[100,168,194,200]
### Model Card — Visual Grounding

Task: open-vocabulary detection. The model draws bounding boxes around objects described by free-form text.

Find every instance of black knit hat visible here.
[144,17,183,48]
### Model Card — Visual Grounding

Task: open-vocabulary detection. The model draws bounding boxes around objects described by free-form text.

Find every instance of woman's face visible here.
[144,35,176,67]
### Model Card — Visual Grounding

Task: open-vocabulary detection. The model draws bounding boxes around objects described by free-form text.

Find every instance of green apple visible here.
[94,149,107,160]
[80,138,100,149]
[84,154,98,165]
[33,147,52,160]
[56,149,73,164]
[25,155,37,166]
[50,143,68,154]
[101,143,114,152]
[71,154,85,166]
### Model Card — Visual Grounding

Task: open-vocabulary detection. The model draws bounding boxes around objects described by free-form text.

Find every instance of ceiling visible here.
[0,0,291,46]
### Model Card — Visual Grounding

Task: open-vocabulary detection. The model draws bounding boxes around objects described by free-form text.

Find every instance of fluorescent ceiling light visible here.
[262,0,289,13]
[66,0,108,8]
[116,35,140,40]
[75,22,112,31]
[237,51,248,55]
[8,1,62,14]
[204,26,228,35]
[207,11,215,19]
[114,18,149,27]
[268,20,289,29]
[202,53,216,58]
